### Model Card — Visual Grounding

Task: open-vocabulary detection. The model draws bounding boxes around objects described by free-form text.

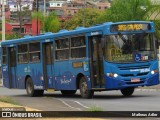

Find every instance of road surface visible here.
[0,86,160,112]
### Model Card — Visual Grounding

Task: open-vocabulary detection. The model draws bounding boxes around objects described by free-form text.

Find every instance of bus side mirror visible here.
[101,38,105,48]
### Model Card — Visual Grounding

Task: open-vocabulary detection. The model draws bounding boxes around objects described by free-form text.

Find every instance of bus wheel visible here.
[26,77,35,97]
[121,87,134,97]
[26,78,44,97]
[79,77,94,98]
[61,90,77,95]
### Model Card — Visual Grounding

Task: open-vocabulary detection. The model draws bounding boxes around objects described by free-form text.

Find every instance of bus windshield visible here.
[105,33,156,63]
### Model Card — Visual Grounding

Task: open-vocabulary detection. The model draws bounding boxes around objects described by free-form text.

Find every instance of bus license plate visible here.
[131,78,140,83]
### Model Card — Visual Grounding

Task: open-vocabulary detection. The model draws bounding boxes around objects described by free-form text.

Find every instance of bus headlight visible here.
[113,73,118,78]
[151,70,158,75]
[151,70,155,74]
[107,73,118,78]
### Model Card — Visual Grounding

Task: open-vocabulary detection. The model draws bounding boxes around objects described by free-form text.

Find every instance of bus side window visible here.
[71,36,86,59]
[18,44,28,63]
[2,47,7,64]
[55,38,69,60]
[29,42,40,62]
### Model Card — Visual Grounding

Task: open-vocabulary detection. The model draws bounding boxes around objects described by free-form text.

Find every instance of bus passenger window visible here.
[18,44,28,63]
[71,36,86,59]
[55,38,69,60]
[2,47,7,64]
[29,42,40,62]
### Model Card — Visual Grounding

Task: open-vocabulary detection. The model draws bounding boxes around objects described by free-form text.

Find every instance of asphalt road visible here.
[0,86,160,112]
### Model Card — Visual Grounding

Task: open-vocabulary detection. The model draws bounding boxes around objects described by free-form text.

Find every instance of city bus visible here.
[1,21,159,98]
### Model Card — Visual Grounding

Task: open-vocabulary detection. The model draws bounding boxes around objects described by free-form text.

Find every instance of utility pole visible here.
[2,0,5,41]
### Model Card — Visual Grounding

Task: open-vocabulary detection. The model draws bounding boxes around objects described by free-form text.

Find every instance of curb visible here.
[135,89,159,92]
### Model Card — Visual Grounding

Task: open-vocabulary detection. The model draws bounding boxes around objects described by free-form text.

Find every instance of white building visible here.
[8,0,34,12]
[0,0,7,5]
[49,0,67,7]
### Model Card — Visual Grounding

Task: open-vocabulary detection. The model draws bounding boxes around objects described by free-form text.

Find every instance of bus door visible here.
[42,42,55,89]
[88,35,105,88]
[8,46,17,88]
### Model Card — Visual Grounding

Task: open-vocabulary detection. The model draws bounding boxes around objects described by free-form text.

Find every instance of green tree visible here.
[44,12,61,33]
[31,11,60,33]
[97,0,160,38]
[31,11,45,32]
[0,33,22,40]
[64,8,102,30]
[98,0,153,22]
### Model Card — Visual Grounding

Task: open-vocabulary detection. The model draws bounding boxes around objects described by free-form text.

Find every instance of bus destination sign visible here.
[110,23,151,32]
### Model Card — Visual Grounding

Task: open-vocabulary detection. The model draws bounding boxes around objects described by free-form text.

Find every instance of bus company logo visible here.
[2,112,11,117]
[61,79,71,84]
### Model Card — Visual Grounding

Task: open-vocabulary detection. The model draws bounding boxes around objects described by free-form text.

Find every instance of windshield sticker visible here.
[141,56,148,61]
[112,54,133,61]
[109,45,133,61]
[134,53,141,61]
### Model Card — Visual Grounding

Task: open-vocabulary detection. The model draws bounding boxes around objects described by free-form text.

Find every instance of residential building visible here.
[8,0,34,12]
[96,2,110,10]
[62,1,84,16]
[47,0,66,16]
[0,4,10,19]
[5,20,41,36]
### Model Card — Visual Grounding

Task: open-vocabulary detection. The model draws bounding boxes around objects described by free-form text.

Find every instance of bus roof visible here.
[1,21,154,46]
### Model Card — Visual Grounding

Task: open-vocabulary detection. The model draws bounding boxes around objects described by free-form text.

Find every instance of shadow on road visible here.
[11,92,155,100]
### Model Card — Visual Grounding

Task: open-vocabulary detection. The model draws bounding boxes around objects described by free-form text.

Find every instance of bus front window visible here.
[105,33,156,63]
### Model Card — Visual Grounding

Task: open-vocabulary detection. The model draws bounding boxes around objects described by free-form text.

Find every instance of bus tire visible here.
[26,77,35,97]
[61,90,77,95]
[79,77,94,98]
[121,87,134,97]
[26,77,44,97]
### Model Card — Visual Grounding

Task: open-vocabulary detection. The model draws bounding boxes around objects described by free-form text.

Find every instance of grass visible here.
[0,96,20,105]
[88,105,103,112]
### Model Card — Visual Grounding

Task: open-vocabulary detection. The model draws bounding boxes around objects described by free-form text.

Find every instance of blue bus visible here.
[1,21,159,98]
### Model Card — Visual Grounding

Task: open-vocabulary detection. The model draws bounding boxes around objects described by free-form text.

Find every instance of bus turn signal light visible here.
[107,73,118,78]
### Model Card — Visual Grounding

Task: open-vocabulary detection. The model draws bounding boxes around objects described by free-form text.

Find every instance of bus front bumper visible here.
[105,73,159,90]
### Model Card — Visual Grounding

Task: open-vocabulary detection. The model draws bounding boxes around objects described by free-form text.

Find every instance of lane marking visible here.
[74,101,89,109]
[57,98,82,111]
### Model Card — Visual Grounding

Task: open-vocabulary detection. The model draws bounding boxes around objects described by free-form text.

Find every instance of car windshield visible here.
[105,33,156,63]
